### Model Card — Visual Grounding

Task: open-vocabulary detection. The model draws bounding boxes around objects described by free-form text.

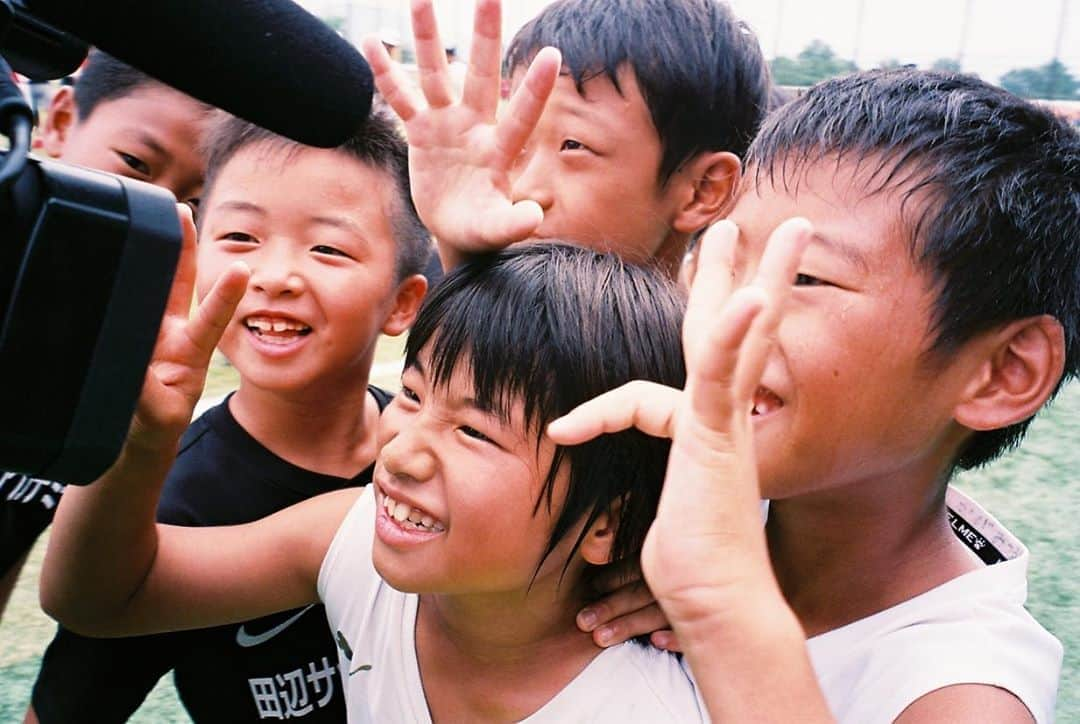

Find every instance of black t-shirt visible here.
[0,472,65,574]
[32,387,392,723]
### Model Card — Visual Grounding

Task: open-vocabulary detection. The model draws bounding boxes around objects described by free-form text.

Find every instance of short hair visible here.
[73,50,163,120]
[199,105,430,280]
[504,0,771,183]
[405,243,686,589]
[746,69,1080,469]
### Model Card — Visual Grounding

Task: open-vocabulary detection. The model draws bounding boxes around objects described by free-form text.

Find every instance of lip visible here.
[238,308,313,358]
[372,482,445,548]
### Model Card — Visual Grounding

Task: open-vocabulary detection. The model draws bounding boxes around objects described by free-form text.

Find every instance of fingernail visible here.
[596,626,614,646]
[652,631,672,649]
[577,608,597,630]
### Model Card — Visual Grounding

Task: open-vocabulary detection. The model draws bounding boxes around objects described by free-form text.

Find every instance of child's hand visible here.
[129,205,248,452]
[362,0,561,269]
[577,561,681,652]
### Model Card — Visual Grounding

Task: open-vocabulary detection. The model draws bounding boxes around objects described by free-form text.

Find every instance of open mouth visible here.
[378,488,445,533]
[751,386,783,417]
[243,315,312,344]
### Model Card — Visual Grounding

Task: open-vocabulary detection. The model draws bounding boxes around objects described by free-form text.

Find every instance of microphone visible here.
[16,0,374,148]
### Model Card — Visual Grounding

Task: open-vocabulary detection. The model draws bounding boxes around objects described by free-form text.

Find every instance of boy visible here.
[363,0,772,279]
[0,49,209,618]
[40,242,709,721]
[550,69,1079,722]
[28,109,429,723]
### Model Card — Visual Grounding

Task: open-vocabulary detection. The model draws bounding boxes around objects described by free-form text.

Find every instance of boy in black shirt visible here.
[29,108,429,723]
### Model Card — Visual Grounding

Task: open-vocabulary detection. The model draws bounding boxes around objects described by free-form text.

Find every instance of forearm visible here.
[39,436,177,634]
[668,585,834,723]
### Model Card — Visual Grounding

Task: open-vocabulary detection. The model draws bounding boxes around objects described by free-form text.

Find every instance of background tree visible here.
[1000,59,1080,100]
[771,40,857,86]
[930,58,963,73]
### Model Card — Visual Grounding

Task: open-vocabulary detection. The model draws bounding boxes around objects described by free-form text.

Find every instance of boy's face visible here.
[507,67,685,268]
[195,144,406,395]
[730,160,978,500]
[44,84,207,204]
[371,352,583,596]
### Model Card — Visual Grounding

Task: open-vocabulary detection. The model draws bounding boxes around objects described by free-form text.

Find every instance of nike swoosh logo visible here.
[236,604,317,648]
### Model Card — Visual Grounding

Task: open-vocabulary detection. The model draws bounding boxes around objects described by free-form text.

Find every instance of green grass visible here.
[2,378,1077,720]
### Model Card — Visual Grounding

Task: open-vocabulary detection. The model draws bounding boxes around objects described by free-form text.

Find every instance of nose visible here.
[248,241,305,297]
[379,413,438,483]
[509,149,555,213]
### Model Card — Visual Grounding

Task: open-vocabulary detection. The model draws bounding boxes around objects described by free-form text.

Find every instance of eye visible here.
[459,425,495,444]
[117,151,151,176]
[311,244,354,259]
[560,139,587,152]
[399,384,420,404]
[221,231,258,243]
[794,273,829,287]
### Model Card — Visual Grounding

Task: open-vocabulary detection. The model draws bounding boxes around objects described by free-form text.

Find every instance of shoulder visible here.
[808,560,1061,723]
[317,487,377,609]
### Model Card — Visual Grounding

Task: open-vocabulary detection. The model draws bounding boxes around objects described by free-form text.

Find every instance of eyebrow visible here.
[134,131,167,157]
[405,358,507,421]
[310,214,365,238]
[214,200,267,215]
[811,231,871,272]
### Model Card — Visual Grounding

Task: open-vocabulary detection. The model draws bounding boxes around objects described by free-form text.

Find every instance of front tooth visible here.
[407,510,422,523]
[272,320,287,332]
[421,515,435,528]
[393,504,410,522]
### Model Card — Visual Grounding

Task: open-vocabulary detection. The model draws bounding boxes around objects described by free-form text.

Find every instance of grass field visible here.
[1,356,1077,721]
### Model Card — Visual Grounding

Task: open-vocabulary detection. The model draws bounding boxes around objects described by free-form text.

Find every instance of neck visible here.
[767,463,981,637]
[415,570,602,721]
[229,378,379,478]
[654,229,690,281]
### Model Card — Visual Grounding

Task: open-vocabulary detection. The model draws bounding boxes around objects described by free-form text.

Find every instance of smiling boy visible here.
[550,69,1079,721]
[364,0,771,278]
[28,110,429,723]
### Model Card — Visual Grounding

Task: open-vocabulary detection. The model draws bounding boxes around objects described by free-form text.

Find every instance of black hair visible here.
[199,104,431,280]
[746,69,1080,469]
[405,242,686,589]
[504,0,771,183]
[73,49,179,120]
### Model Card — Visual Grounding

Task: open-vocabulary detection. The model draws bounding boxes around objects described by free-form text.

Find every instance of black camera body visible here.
[1,133,181,485]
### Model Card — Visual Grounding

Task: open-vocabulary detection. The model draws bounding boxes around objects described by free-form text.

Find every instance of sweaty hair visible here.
[504,0,771,183]
[199,105,431,280]
[746,69,1080,469]
[74,49,189,120]
[405,243,686,589]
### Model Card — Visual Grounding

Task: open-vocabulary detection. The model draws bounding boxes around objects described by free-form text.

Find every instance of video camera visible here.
[0,0,373,484]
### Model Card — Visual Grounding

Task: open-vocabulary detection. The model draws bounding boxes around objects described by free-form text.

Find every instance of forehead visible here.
[518,64,658,141]
[732,158,921,266]
[81,84,206,139]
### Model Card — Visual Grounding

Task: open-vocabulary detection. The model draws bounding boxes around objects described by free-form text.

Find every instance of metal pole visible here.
[852,0,867,68]
[956,0,974,69]
[773,0,785,59]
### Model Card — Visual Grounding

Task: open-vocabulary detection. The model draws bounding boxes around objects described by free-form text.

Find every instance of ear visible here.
[579,501,623,566]
[41,86,78,158]
[953,315,1066,432]
[669,151,741,235]
[380,273,428,337]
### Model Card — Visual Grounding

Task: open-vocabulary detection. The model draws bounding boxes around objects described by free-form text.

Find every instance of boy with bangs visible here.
[550,69,1079,722]
[40,243,710,722]
[27,109,429,723]
[362,0,771,279]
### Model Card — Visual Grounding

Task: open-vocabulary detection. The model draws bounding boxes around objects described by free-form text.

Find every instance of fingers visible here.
[649,629,682,652]
[362,35,423,122]
[162,205,198,321]
[410,0,454,108]
[734,217,811,400]
[683,221,738,360]
[493,47,561,170]
[579,592,671,648]
[475,200,545,245]
[462,0,503,117]
[183,262,250,368]
[547,381,680,444]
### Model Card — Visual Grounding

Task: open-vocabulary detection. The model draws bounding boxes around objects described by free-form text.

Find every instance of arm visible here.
[550,219,834,721]
[39,207,353,637]
[361,0,561,271]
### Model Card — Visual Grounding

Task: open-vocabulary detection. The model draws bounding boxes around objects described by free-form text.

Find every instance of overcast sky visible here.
[299,0,1080,84]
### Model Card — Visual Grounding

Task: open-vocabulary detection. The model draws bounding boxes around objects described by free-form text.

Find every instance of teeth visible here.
[244,316,311,335]
[379,490,444,532]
